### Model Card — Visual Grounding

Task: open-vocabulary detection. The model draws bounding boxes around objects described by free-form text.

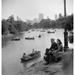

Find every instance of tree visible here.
[2,19,9,34]
[66,15,73,31]
[7,15,14,23]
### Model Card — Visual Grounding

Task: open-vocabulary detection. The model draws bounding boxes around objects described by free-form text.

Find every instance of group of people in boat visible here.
[44,38,64,64]
[22,49,37,59]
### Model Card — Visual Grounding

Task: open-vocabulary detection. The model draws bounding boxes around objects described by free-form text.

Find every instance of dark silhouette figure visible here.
[44,39,58,64]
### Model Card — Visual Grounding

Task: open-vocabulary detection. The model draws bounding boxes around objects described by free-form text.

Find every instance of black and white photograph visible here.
[2,0,73,75]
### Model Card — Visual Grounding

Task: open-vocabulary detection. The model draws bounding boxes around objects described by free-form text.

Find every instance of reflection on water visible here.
[2,29,73,75]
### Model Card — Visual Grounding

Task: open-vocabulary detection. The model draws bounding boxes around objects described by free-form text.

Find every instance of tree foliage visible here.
[2,14,73,35]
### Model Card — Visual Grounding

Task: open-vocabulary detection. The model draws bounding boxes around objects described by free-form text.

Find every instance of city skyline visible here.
[2,0,73,21]
[26,13,44,24]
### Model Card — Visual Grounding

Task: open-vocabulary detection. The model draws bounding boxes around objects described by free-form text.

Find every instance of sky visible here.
[2,0,73,21]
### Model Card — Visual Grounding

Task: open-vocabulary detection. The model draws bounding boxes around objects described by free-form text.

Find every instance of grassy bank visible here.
[21,49,73,75]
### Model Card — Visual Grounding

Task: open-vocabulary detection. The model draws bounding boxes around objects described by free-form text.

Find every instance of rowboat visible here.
[47,31,55,33]
[21,51,41,63]
[25,37,35,40]
[11,37,20,41]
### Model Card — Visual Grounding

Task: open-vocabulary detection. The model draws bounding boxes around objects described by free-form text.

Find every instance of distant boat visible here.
[11,37,20,41]
[25,37,35,40]
[38,35,41,38]
[21,51,41,63]
[47,31,55,33]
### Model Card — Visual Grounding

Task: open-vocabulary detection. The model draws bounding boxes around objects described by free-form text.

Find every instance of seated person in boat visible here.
[32,49,38,53]
[44,39,58,64]
[23,53,26,58]
[30,49,37,56]
[23,53,31,59]
[32,49,35,53]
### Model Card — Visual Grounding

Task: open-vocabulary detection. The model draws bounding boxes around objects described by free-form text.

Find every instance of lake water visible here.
[2,29,73,75]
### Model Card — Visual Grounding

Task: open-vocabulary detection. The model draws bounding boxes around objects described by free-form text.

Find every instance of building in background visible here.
[26,20,32,24]
[26,13,44,25]
[55,14,58,20]
[39,13,44,22]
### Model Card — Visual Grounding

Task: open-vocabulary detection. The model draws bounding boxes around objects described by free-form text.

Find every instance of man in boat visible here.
[32,49,35,53]
[23,53,31,59]
[44,38,58,64]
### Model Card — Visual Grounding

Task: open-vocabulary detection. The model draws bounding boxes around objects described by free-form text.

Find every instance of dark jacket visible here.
[50,42,58,51]
[45,42,58,55]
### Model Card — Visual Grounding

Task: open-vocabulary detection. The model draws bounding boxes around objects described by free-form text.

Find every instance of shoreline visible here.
[20,50,73,75]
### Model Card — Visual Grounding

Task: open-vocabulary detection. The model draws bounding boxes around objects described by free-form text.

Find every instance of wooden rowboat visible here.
[21,51,41,63]
[25,37,35,40]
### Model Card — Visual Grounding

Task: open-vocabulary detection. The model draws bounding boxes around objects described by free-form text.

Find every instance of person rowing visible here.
[23,53,31,59]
